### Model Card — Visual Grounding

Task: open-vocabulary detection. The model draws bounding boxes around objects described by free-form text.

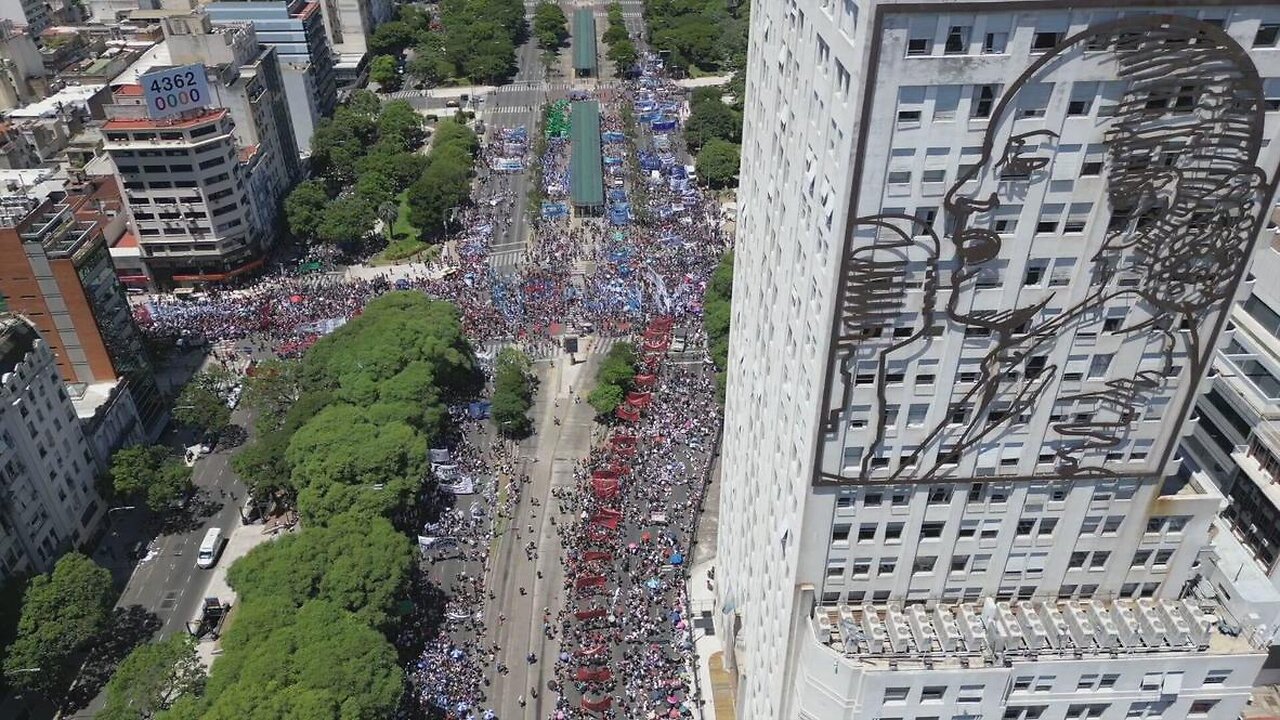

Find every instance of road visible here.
[68,408,249,719]
[486,358,597,720]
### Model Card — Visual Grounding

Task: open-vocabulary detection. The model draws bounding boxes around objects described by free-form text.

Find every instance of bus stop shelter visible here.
[573,9,597,77]
[570,101,604,214]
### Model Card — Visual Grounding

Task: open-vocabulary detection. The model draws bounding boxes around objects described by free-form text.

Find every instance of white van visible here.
[197,528,223,569]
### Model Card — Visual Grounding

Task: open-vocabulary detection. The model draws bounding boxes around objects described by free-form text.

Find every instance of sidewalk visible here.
[687,451,735,720]
[193,516,287,669]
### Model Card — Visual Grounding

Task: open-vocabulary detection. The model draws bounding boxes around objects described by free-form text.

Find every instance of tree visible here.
[369,54,401,91]
[703,251,733,404]
[174,381,231,435]
[164,600,403,720]
[490,347,533,437]
[108,445,193,513]
[227,513,412,630]
[355,171,394,209]
[317,195,376,245]
[4,554,113,696]
[532,2,568,50]
[407,155,471,237]
[368,20,416,56]
[99,634,205,720]
[376,101,425,149]
[606,38,637,69]
[696,139,741,189]
[241,359,300,429]
[284,180,329,241]
[597,342,637,389]
[587,382,624,416]
[408,40,451,86]
[684,94,742,151]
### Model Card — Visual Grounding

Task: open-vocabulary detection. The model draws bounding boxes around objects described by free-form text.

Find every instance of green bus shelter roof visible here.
[570,100,604,208]
[573,9,597,73]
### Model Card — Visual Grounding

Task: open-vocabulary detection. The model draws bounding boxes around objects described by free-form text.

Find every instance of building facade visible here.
[206,0,337,154]
[0,315,104,584]
[716,3,1280,719]
[0,192,165,437]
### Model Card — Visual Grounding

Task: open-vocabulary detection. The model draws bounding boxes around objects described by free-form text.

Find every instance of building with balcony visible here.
[0,191,166,438]
[715,2,1280,718]
[0,314,104,583]
[206,0,337,154]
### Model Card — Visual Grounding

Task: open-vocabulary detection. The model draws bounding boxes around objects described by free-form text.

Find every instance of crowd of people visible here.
[134,48,728,720]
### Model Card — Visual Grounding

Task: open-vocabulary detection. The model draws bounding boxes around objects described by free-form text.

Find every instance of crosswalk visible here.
[487,105,539,114]
[477,336,630,362]
[385,88,431,99]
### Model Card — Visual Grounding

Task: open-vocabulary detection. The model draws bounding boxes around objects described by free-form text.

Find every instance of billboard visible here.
[140,64,212,120]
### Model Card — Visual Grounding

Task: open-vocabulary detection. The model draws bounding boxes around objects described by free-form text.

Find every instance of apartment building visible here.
[715,2,1280,719]
[206,0,337,154]
[0,192,165,438]
[102,18,296,287]
[0,314,104,583]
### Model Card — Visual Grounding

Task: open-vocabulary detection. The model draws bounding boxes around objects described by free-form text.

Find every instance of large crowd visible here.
[143,51,727,720]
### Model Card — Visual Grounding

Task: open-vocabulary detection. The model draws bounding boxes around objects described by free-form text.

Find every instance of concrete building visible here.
[102,17,297,287]
[206,0,336,154]
[0,314,104,583]
[715,3,1280,719]
[314,0,388,77]
[0,19,45,110]
[0,191,166,438]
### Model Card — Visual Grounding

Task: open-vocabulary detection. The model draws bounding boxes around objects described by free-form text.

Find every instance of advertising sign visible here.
[140,64,212,120]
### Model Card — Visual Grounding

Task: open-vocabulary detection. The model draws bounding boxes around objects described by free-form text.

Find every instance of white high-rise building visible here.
[715,3,1280,719]
[0,315,104,584]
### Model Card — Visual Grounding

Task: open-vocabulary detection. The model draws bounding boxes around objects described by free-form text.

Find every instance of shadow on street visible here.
[57,605,161,715]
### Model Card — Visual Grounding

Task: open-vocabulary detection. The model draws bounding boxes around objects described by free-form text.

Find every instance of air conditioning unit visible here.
[861,605,888,653]
[816,612,832,643]
[1112,601,1141,646]
[1065,602,1095,647]
[934,606,961,652]
[908,606,936,651]
[1138,601,1167,646]
[1180,600,1214,645]
[1158,600,1191,646]
[888,617,914,653]
[957,604,985,647]
[1037,602,1069,648]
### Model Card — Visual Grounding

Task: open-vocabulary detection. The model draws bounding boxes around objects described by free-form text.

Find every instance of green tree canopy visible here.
[491,347,534,437]
[684,93,742,151]
[162,600,402,720]
[532,2,568,50]
[703,251,734,403]
[376,101,426,149]
[587,382,624,416]
[227,513,412,630]
[284,180,328,241]
[108,445,193,513]
[368,20,417,56]
[696,139,741,189]
[317,195,376,245]
[100,634,206,720]
[4,553,113,696]
[597,341,637,390]
[174,380,231,435]
[606,38,637,68]
[369,55,401,90]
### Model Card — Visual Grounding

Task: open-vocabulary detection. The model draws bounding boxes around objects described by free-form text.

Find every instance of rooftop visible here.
[570,100,603,207]
[573,8,597,73]
[104,107,228,131]
[68,379,120,420]
[0,315,39,379]
[5,84,104,119]
[813,596,1263,669]
[112,40,171,85]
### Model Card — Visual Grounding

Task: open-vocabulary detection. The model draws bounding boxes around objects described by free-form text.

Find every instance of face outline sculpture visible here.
[817,15,1273,485]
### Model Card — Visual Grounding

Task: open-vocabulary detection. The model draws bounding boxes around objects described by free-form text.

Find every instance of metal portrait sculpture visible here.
[816,15,1275,484]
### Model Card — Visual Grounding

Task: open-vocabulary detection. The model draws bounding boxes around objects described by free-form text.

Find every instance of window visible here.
[897,110,922,125]
[1067,99,1091,115]
[851,559,871,576]
[983,31,1007,54]
[1033,676,1055,693]
[888,170,912,184]
[1069,551,1087,569]
[908,404,929,426]
[1016,519,1035,536]
[837,496,854,509]
[1102,516,1122,535]
[1254,24,1280,48]
[1190,700,1218,716]
[913,556,937,574]
[1038,518,1056,536]
[833,524,851,543]
[972,85,997,119]
[958,685,983,703]
[1089,551,1110,569]
[1140,673,1162,691]
[878,558,897,574]
[1203,670,1230,685]
[921,686,945,701]
[950,555,968,572]
[1154,549,1174,566]
[1132,549,1151,566]
[1013,676,1033,691]
[857,524,876,542]
[826,564,844,579]
[886,523,904,541]
[884,687,910,702]
[944,25,970,54]
[1024,262,1045,286]
[922,169,945,183]
[928,486,950,504]
[1032,31,1062,51]
[1098,674,1119,689]
[1081,160,1103,176]
[922,522,944,539]
[907,37,932,56]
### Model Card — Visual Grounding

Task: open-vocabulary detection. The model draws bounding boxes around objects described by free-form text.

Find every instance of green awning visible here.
[573,9,597,73]
[570,101,604,208]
